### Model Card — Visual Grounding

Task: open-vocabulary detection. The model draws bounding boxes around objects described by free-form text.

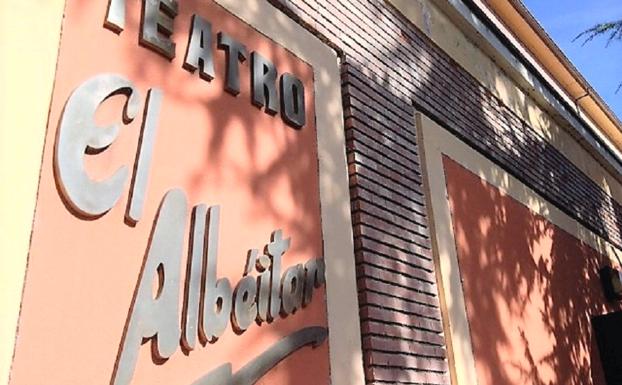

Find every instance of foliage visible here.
[574,20,622,46]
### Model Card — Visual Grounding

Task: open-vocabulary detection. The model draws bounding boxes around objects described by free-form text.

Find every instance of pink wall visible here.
[10,1,327,384]
[444,155,619,385]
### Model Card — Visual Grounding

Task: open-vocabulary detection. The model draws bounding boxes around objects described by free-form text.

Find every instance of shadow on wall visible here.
[343,1,622,383]
[61,0,352,385]
[443,155,621,385]
[64,0,622,385]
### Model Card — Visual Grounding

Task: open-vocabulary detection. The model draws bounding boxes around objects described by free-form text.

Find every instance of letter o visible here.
[279,73,305,129]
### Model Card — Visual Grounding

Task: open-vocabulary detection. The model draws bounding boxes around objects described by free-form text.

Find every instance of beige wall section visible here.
[0,1,65,384]
[417,111,622,385]
[484,0,622,158]
[213,1,366,384]
[417,113,480,385]
[389,0,622,206]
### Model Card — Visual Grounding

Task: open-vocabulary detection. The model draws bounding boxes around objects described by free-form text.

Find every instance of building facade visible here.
[2,0,622,384]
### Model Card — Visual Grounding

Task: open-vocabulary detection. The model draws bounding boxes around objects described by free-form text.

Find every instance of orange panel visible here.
[10,1,328,385]
[443,155,619,385]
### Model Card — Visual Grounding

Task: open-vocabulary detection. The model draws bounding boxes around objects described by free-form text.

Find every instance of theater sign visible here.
[8,1,361,384]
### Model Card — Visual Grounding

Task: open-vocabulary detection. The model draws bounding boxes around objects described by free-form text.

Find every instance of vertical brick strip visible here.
[268,0,622,383]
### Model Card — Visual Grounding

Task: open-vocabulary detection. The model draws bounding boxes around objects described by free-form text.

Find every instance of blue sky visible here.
[522,0,622,119]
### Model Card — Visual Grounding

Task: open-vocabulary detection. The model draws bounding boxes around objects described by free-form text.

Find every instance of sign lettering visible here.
[106,0,306,128]
[49,3,325,384]
[54,73,326,385]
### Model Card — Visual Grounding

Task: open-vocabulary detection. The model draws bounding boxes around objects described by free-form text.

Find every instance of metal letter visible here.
[244,249,258,276]
[218,33,247,96]
[184,15,215,81]
[54,74,140,218]
[200,206,233,342]
[280,73,306,129]
[232,276,257,333]
[105,0,126,33]
[141,0,178,59]
[280,264,304,315]
[191,364,233,385]
[190,326,328,385]
[251,52,278,114]
[268,230,289,320]
[303,258,325,307]
[127,88,162,223]
[111,189,187,385]
[256,254,271,273]
[255,255,271,323]
[231,327,327,385]
[182,204,207,351]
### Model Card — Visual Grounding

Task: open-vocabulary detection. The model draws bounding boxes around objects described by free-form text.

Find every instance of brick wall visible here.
[268,0,622,383]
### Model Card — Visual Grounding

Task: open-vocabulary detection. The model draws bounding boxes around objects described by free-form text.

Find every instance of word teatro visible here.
[106,0,306,128]
[50,2,323,384]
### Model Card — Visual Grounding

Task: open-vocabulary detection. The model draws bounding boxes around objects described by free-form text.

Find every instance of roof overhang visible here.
[488,0,622,156]
[434,0,622,178]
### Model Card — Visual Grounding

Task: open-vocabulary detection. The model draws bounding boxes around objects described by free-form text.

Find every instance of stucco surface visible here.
[9,1,330,384]
[444,155,619,385]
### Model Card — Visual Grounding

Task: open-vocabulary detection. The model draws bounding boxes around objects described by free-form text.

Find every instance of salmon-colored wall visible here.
[10,1,327,384]
[443,155,620,385]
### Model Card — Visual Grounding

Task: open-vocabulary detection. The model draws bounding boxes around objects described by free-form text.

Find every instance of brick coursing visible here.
[269,0,622,383]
